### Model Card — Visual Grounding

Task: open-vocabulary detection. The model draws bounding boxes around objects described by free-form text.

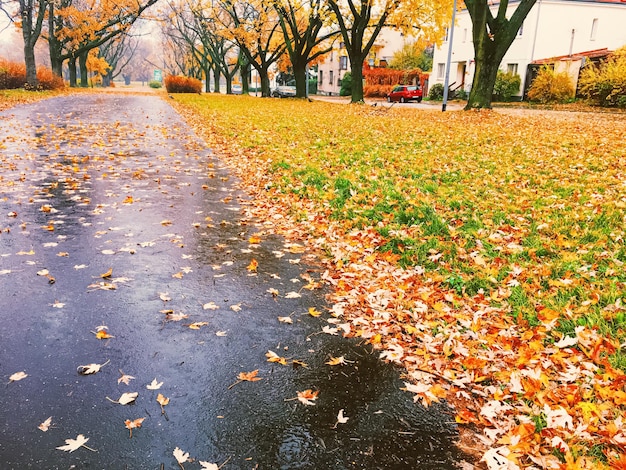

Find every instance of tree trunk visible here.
[68,56,77,87]
[213,69,220,93]
[23,41,38,89]
[349,57,364,103]
[79,51,89,87]
[465,46,500,109]
[205,66,211,93]
[241,62,250,94]
[293,60,307,98]
[47,1,63,78]
[259,68,271,97]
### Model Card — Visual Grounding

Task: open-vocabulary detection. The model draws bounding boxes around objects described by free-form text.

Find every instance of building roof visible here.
[531,48,612,64]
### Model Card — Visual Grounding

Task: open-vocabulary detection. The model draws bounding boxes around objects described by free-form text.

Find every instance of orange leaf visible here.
[247,259,258,272]
[238,370,262,382]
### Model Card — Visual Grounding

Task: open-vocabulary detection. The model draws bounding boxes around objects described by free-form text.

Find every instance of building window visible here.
[337,77,341,87]
[339,56,348,70]
[319,70,323,85]
[437,63,445,79]
[329,70,333,85]
[507,63,518,75]
[517,22,524,37]
[590,18,598,40]
[443,28,449,42]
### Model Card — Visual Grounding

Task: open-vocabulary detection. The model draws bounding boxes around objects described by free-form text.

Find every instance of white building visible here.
[431,0,626,97]
[317,30,408,96]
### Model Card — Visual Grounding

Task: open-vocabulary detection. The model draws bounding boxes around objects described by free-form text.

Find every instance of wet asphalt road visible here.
[0,94,466,469]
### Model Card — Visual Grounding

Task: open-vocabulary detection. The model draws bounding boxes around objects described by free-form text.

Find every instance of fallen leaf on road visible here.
[166,313,189,322]
[296,389,319,406]
[95,328,114,340]
[118,370,135,385]
[187,321,208,330]
[106,392,138,405]
[333,409,349,428]
[229,370,262,389]
[278,316,293,324]
[247,259,258,272]
[173,447,189,465]
[124,417,144,438]
[38,417,52,432]
[56,434,95,453]
[248,235,261,244]
[157,393,170,414]
[308,307,321,317]
[266,350,288,365]
[199,462,219,470]
[100,268,113,278]
[77,359,109,375]
[159,292,171,301]
[230,304,242,312]
[325,356,352,366]
[284,291,301,299]
[216,331,227,336]
[147,378,163,390]
[203,302,219,310]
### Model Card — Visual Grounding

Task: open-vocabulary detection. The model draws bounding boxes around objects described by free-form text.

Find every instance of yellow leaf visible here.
[248,235,262,244]
[100,268,113,278]
[308,307,322,317]
[266,350,288,365]
[247,259,258,272]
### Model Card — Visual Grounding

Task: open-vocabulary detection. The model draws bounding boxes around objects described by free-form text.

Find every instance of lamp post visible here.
[442,0,458,112]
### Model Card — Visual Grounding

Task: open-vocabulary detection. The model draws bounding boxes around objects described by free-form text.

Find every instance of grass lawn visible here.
[0,89,65,112]
[174,94,625,469]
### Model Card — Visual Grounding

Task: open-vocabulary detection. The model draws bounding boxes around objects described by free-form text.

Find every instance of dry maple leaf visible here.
[56,434,95,453]
[38,417,52,432]
[333,409,349,428]
[247,259,258,272]
[229,369,262,389]
[278,316,293,324]
[308,307,322,317]
[9,371,28,383]
[159,292,171,301]
[325,356,352,366]
[173,447,189,467]
[95,329,114,340]
[166,313,189,322]
[266,350,288,365]
[77,359,109,375]
[124,417,145,438]
[118,370,135,385]
[203,302,219,310]
[295,389,319,406]
[284,291,301,299]
[187,321,209,330]
[106,392,138,405]
[248,235,261,244]
[230,304,242,312]
[146,378,163,390]
[157,393,170,414]
[100,268,113,278]
[199,462,219,470]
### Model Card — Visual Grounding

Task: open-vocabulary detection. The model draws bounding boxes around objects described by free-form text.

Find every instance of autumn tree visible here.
[273,0,338,97]
[2,0,49,88]
[99,33,139,86]
[464,0,537,109]
[48,0,159,86]
[326,0,451,103]
[220,0,286,97]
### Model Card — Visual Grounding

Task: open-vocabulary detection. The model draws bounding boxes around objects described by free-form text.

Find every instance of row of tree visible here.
[7,0,539,108]
[5,0,158,88]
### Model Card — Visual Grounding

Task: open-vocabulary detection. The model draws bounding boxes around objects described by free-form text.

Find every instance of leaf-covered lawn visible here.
[173,94,626,469]
[0,89,65,111]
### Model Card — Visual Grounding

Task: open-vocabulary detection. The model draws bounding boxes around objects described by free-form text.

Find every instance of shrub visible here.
[428,83,444,100]
[493,70,521,101]
[148,80,162,89]
[339,72,352,96]
[363,84,393,98]
[164,75,202,93]
[578,46,626,107]
[0,58,64,90]
[363,67,423,87]
[527,66,575,104]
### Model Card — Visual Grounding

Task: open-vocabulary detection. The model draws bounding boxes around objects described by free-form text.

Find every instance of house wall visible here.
[317,29,411,96]
[431,0,626,96]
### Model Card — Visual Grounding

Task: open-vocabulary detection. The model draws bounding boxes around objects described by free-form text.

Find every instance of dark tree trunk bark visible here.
[464,0,537,109]
[23,42,38,89]
[68,56,77,87]
[205,66,211,93]
[47,1,63,78]
[349,57,365,103]
[79,51,89,87]
[213,68,220,93]
[241,62,250,94]
[293,60,307,98]
[259,69,271,97]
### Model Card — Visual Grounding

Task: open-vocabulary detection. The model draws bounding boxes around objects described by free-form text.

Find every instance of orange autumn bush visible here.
[164,75,202,94]
[0,58,64,90]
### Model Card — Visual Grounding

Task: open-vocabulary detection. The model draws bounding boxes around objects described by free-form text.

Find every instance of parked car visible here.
[272,85,297,98]
[232,84,242,95]
[387,85,423,103]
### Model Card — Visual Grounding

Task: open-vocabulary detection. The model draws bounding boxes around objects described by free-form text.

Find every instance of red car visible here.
[386,85,423,103]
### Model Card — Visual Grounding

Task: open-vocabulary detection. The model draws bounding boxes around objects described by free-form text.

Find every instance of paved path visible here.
[0,93,467,469]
